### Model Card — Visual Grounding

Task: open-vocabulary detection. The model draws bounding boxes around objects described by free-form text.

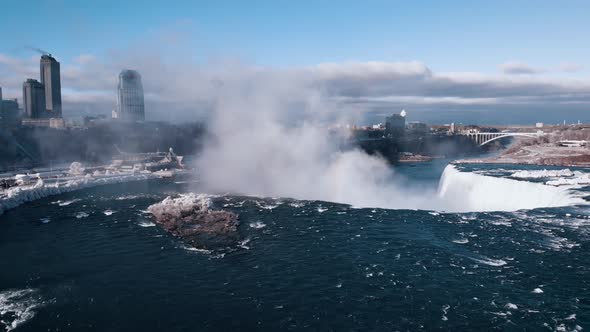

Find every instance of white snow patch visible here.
[547,173,590,186]
[147,193,213,220]
[511,169,575,179]
[1,171,162,215]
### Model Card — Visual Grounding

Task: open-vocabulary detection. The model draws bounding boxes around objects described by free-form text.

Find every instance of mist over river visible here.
[0,161,589,331]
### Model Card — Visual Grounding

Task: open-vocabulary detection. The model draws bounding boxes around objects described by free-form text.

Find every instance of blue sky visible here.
[1,0,589,124]
[2,0,589,73]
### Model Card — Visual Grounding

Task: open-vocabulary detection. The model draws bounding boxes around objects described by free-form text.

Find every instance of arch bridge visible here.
[461,132,544,146]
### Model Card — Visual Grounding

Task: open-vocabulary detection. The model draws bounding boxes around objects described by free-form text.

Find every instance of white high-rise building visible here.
[115,70,145,122]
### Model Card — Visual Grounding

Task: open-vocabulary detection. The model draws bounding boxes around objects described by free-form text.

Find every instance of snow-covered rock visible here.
[148,193,239,250]
[546,173,590,186]
[511,169,575,179]
[148,193,212,220]
[68,162,85,176]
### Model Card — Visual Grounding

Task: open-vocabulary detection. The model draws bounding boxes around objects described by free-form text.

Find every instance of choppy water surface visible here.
[0,163,589,331]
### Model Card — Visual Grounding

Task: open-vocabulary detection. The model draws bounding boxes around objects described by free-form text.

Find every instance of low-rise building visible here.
[385,113,406,138]
[0,99,20,128]
[0,87,21,128]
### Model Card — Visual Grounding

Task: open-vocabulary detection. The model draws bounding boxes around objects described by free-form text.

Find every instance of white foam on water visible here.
[505,303,518,310]
[452,239,469,244]
[56,198,81,206]
[39,217,50,224]
[256,201,280,210]
[532,288,544,294]
[441,304,450,321]
[471,256,507,267]
[289,201,306,208]
[180,244,212,255]
[103,210,114,216]
[75,212,89,219]
[138,221,156,228]
[115,194,140,201]
[239,238,251,250]
[249,221,267,229]
[0,288,43,332]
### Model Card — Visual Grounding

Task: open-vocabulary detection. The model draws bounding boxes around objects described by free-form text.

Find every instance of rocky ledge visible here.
[148,193,239,249]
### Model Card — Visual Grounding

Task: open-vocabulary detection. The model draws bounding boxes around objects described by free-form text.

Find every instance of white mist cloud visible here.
[192,71,580,212]
[558,62,584,73]
[193,75,437,209]
[499,61,544,75]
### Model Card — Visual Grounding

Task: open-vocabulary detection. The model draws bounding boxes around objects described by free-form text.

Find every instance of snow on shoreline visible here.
[546,173,590,186]
[511,169,577,179]
[0,172,162,215]
[509,168,590,187]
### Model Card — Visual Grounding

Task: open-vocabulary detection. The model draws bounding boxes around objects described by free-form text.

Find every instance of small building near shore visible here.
[558,140,587,147]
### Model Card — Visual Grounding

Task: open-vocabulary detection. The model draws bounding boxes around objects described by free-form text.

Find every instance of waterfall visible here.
[436,165,585,212]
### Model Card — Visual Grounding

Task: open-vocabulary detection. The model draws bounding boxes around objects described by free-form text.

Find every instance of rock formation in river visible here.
[148,193,240,249]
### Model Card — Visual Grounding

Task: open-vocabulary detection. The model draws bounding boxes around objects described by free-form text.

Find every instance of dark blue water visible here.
[0,164,589,331]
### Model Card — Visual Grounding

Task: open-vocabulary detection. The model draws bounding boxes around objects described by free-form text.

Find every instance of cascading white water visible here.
[436,165,586,213]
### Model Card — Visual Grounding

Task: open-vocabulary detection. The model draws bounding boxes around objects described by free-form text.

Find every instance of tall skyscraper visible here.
[22,79,46,119]
[115,69,145,122]
[40,54,62,117]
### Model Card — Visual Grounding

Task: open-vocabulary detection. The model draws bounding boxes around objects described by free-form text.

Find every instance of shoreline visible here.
[0,170,188,215]
[454,159,590,168]
[455,142,590,168]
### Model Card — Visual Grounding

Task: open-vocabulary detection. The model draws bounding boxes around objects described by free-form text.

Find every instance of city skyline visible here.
[0,0,589,124]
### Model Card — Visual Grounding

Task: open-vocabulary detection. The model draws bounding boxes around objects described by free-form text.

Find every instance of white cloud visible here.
[499,61,544,75]
[1,49,590,122]
[558,62,584,73]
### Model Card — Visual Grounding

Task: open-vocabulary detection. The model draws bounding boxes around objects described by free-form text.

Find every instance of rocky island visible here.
[148,193,240,250]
